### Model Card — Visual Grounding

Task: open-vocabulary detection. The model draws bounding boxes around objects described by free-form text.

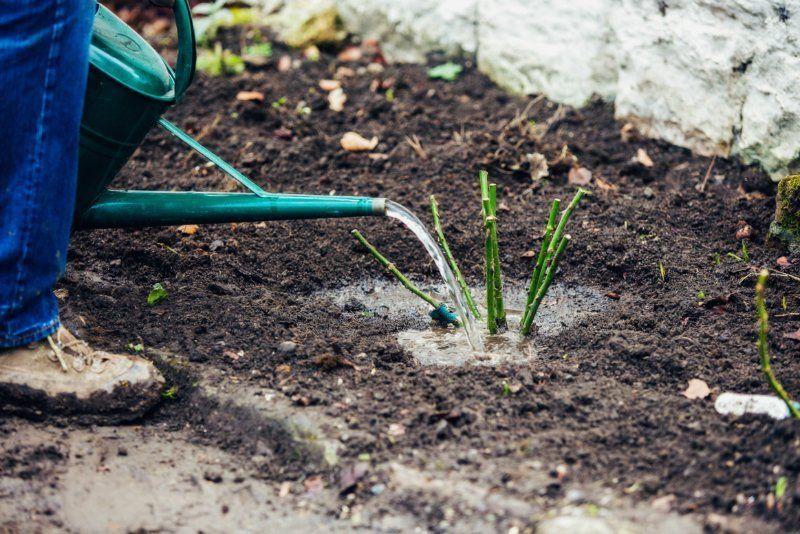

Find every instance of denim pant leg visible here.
[0,0,95,347]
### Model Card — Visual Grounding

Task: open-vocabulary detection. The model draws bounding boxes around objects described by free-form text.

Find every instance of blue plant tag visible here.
[429,303,460,326]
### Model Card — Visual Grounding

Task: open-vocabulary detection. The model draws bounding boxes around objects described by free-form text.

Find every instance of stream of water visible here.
[385,200,483,350]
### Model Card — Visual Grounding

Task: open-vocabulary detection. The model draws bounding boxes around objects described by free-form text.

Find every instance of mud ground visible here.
[2,21,800,533]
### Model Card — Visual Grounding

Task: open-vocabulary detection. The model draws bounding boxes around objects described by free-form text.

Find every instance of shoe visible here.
[0,326,165,423]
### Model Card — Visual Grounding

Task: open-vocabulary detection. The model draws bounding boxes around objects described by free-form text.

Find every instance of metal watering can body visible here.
[75,0,384,230]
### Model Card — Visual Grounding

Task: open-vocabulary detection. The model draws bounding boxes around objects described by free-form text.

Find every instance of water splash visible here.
[385,200,483,350]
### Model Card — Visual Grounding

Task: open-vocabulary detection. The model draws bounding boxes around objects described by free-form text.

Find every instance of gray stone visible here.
[277,341,297,354]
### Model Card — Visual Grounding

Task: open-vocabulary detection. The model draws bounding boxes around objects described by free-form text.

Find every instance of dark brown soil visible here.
[6,31,800,531]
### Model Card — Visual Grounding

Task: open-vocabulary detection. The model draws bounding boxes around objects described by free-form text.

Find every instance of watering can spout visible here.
[77,191,387,229]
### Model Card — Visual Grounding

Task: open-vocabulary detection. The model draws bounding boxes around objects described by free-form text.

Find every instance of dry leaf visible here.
[236,91,264,102]
[275,364,292,374]
[223,349,242,361]
[568,166,592,186]
[319,79,341,91]
[277,54,292,72]
[341,131,378,152]
[335,66,356,79]
[777,256,791,268]
[735,224,752,240]
[594,176,618,191]
[520,250,536,259]
[783,330,800,341]
[387,423,405,437]
[177,224,198,235]
[682,378,710,400]
[54,288,69,299]
[620,122,636,143]
[337,46,362,62]
[328,88,347,111]
[526,152,549,181]
[636,148,654,167]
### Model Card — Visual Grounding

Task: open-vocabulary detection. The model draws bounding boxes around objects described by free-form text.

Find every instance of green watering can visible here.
[75,0,385,230]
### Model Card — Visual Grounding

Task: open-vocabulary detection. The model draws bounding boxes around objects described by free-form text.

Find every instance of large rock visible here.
[337,0,477,63]
[478,0,617,107]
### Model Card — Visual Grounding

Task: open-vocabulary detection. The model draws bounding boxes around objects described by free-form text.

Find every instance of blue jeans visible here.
[0,0,94,347]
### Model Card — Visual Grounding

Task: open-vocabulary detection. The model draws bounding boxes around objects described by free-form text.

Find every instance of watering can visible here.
[74,0,385,230]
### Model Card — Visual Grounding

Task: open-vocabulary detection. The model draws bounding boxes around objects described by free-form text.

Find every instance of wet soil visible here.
[3,29,800,532]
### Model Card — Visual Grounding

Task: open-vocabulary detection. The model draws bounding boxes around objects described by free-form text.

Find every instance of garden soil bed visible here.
[2,38,800,532]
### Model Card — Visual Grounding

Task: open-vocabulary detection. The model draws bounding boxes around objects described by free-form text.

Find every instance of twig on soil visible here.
[429,195,481,319]
[405,134,428,160]
[351,230,459,326]
[695,155,716,193]
[755,269,800,419]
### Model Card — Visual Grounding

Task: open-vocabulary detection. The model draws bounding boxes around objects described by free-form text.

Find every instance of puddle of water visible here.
[325,280,607,366]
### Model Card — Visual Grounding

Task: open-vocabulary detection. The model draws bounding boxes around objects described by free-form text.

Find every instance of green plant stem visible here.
[547,188,586,262]
[482,197,497,334]
[521,198,560,328]
[429,195,480,319]
[521,235,570,336]
[352,230,440,309]
[488,183,506,328]
[755,269,800,420]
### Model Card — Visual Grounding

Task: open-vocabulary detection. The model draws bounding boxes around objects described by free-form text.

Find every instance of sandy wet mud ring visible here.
[1,26,799,532]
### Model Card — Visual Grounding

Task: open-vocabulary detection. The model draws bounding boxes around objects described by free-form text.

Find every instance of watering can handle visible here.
[168,0,196,100]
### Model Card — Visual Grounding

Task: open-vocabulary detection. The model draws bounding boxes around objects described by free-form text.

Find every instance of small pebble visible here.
[643,186,654,198]
[277,341,297,355]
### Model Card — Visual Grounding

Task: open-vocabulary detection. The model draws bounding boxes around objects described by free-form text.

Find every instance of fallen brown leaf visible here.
[783,330,800,341]
[319,79,341,91]
[636,148,654,167]
[526,152,549,181]
[337,46,362,62]
[520,250,536,258]
[236,90,264,102]
[605,291,621,300]
[341,131,378,152]
[735,221,752,240]
[682,378,710,400]
[277,54,292,72]
[328,88,347,111]
[275,364,291,375]
[568,166,592,186]
[594,176,618,191]
[620,122,636,143]
[177,224,198,235]
[335,66,356,79]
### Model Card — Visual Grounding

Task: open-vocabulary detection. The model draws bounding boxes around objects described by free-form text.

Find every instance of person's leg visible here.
[0,0,165,421]
[0,0,93,346]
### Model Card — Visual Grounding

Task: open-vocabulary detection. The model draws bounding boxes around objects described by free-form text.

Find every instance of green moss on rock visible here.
[770,174,800,251]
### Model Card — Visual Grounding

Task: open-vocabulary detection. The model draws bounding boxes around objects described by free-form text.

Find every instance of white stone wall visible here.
[268,0,800,179]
